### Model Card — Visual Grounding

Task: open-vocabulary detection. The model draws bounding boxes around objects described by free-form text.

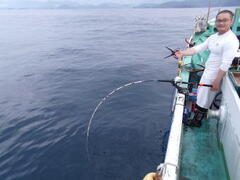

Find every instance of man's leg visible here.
[185,83,218,127]
[184,104,208,127]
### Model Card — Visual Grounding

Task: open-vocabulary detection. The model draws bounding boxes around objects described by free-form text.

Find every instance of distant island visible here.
[136,0,240,8]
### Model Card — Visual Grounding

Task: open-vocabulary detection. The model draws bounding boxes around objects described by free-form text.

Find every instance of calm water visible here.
[0,8,207,180]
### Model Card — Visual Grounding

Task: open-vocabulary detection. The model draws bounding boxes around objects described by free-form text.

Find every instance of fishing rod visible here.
[86,76,212,160]
[164,46,207,73]
[185,39,195,47]
[182,81,213,87]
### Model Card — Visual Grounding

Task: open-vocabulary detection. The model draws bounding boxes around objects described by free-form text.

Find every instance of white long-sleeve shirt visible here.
[194,30,239,108]
[193,30,239,72]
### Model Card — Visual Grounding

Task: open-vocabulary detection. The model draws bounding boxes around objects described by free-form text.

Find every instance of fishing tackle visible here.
[164,47,179,59]
[86,77,212,160]
[86,79,172,160]
[185,39,195,47]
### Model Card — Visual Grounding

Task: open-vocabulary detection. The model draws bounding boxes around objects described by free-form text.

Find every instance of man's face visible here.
[215,13,233,34]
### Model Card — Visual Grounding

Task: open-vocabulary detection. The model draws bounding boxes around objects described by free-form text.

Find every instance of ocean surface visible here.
[0,8,219,180]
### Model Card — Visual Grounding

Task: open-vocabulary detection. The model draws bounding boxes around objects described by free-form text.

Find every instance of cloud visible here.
[0,0,178,8]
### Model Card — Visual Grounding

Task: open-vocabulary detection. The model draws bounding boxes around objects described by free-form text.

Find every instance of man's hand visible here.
[174,48,197,59]
[210,69,226,91]
[211,79,221,91]
[174,50,184,59]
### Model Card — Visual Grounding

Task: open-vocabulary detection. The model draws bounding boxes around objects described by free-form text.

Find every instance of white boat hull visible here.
[219,75,240,180]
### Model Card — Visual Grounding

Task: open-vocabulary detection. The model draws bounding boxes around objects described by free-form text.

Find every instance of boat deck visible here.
[180,118,229,180]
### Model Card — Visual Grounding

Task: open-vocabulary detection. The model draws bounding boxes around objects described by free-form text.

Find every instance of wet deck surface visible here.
[180,118,230,180]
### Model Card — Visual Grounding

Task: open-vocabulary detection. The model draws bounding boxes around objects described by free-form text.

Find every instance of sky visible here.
[0,0,170,5]
[0,0,175,8]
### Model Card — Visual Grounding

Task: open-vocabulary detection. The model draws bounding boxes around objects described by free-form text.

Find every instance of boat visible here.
[143,8,240,180]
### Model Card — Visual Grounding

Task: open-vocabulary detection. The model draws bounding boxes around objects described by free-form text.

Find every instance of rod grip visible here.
[198,83,212,87]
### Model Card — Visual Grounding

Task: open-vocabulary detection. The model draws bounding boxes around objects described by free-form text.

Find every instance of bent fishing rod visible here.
[86,76,212,160]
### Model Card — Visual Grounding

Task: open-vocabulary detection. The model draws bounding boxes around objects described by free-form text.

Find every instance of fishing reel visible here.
[172,76,212,94]
[172,76,189,94]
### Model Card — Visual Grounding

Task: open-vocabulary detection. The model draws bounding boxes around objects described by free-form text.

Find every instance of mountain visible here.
[91,3,132,8]
[135,1,191,8]
[136,0,240,8]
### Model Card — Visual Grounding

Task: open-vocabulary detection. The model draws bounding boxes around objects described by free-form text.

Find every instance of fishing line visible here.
[85,77,212,160]
[86,79,174,160]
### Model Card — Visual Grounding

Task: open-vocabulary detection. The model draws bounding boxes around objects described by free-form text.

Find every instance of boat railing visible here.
[156,93,185,180]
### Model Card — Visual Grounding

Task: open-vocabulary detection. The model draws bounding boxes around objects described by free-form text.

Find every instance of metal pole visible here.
[206,0,211,22]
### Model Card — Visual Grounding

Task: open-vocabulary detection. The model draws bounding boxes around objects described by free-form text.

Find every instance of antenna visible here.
[206,0,211,22]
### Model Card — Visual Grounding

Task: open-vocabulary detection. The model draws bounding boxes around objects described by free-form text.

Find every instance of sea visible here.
[0,7,231,180]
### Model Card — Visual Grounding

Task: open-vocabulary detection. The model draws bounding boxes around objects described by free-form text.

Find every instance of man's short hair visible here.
[216,10,234,20]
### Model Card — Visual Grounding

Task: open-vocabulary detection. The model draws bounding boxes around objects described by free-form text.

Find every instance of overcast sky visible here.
[0,0,174,7]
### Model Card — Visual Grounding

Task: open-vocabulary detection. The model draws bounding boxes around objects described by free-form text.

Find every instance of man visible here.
[175,10,239,127]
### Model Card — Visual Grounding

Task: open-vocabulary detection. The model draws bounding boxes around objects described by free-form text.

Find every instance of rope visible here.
[181,63,205,72]
[157,162,179,177]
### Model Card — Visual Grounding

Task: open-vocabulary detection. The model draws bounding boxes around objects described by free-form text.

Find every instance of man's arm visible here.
[175,48,197,58]
[175,38,210,58]
[211,39,240,91]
